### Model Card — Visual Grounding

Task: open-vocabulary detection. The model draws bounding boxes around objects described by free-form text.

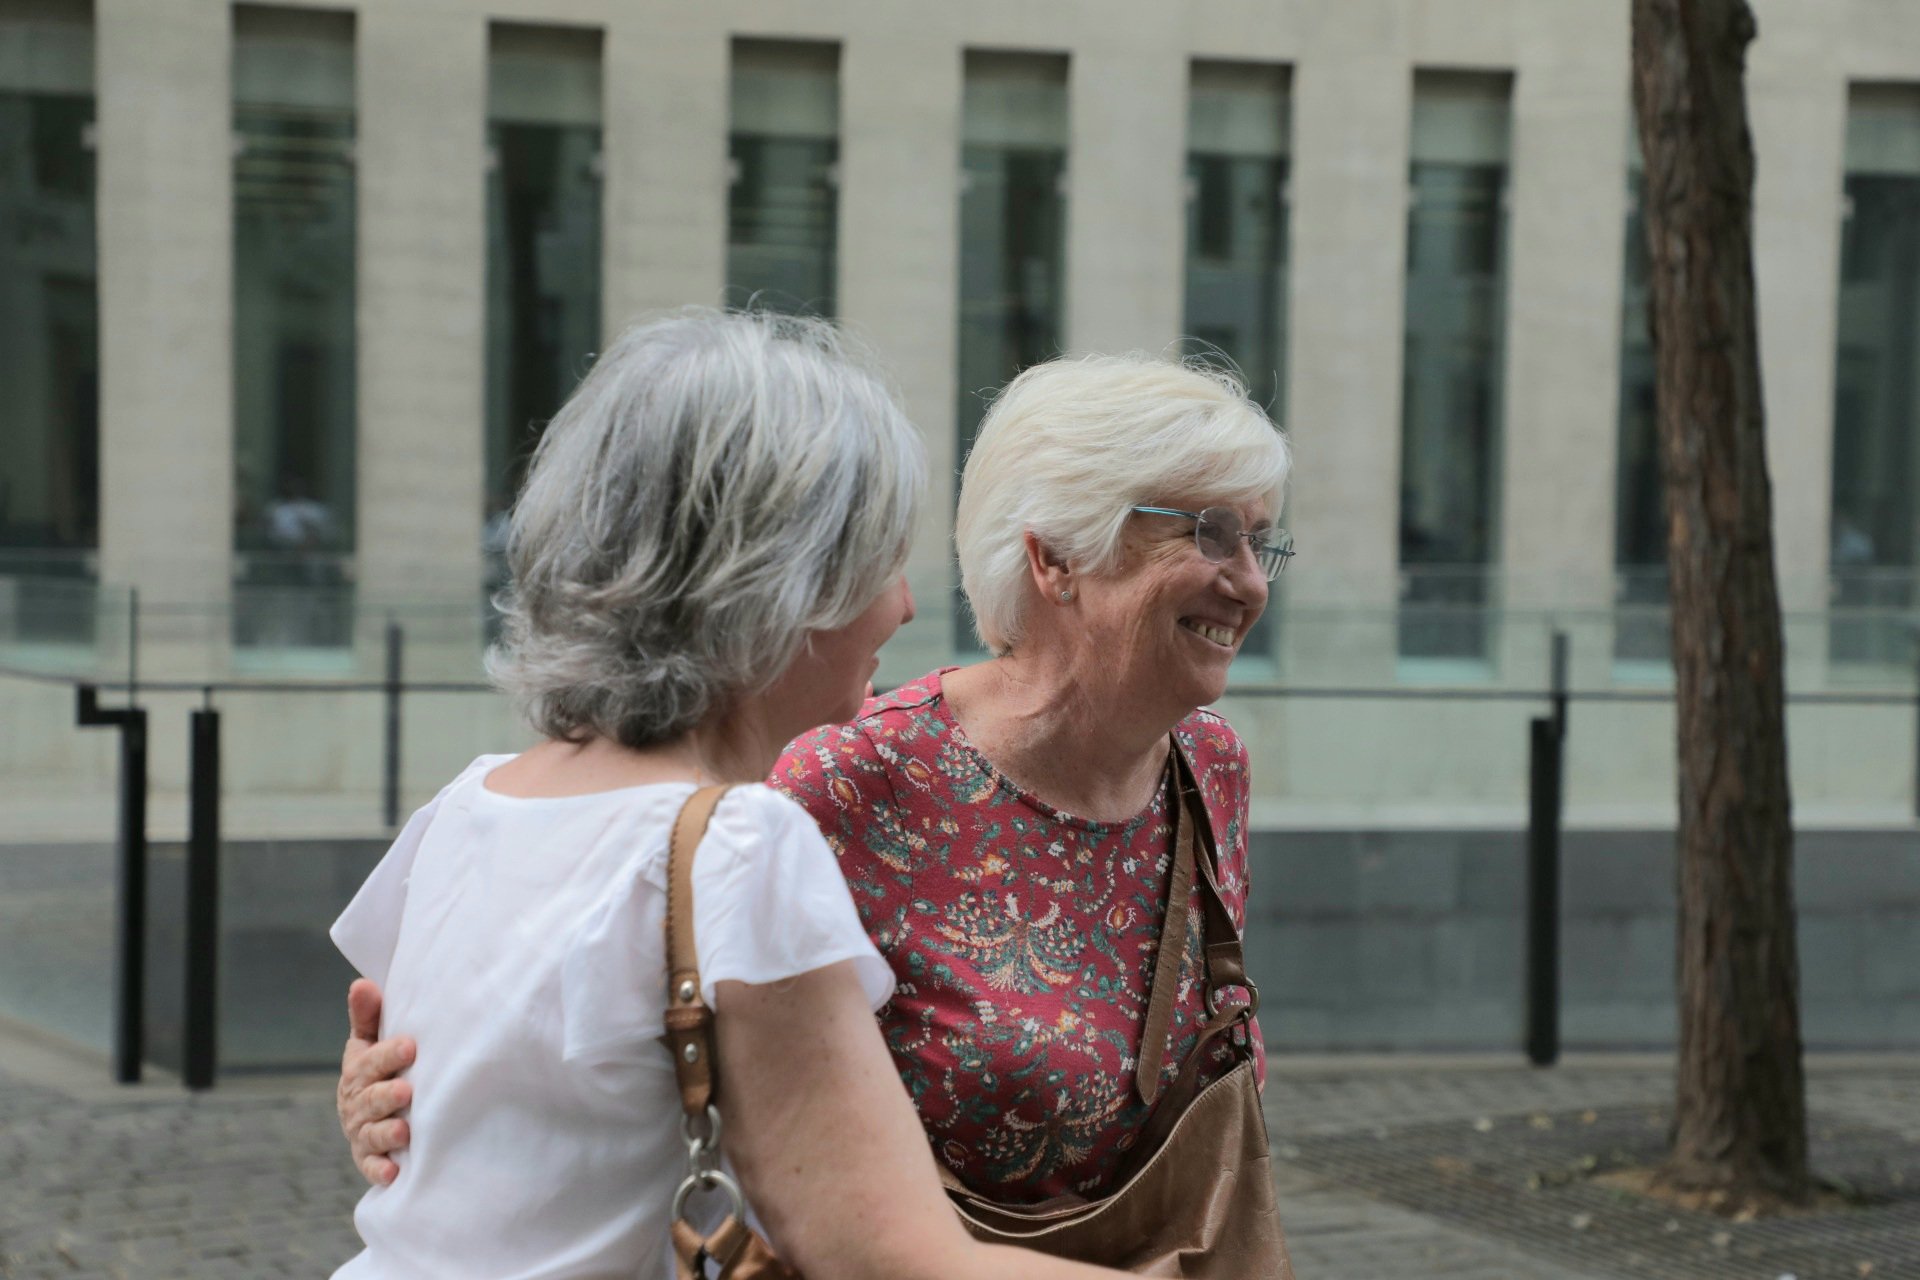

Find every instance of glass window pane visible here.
[486,23,601,596]
[727,39,837,317]
[0,0,97,642]
[1185,60,1288,665]
[1830,85,1920,665]
[957,51,1067,458]
[1184,61,1288,415]
[1399,72,1511,664]
[231,6,356,650]
[957,51,1067,651]
[1613,144,1669,664]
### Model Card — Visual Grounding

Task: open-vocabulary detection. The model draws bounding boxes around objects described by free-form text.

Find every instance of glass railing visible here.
[6,564,1920,695]
[0,566,1911,837]
[3,567,1916,1066]
[0,554,128,680]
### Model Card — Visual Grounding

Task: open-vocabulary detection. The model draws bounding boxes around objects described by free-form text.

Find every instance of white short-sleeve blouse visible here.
[328,756,894,1280]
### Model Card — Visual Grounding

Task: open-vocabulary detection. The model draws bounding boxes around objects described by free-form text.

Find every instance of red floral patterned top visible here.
[771,668,1266,1202]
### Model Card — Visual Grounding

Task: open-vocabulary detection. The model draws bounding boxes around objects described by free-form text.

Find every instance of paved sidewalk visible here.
[2,1019,1916,1279]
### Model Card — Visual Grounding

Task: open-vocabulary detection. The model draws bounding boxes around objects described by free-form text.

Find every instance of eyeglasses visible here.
[1130,505,1296,581]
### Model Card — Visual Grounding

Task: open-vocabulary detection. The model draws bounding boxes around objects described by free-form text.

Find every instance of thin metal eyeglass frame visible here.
[1128,505,1296,581]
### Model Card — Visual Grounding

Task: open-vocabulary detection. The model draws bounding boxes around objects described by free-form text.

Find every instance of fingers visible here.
[340,1071,413,1189]
[360,1116,411,1161]
[339,979,410,1189]
[357,1153,401,1187]
[342,1074,414,1135]
[347,978,385,1044]
[341,1032,416,1095]
[351,1115,412,1186]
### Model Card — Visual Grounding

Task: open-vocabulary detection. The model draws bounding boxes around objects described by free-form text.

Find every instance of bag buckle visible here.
[1208,981,1260,1019]
[673,1104,745,1225]
[672,1164,746,1226]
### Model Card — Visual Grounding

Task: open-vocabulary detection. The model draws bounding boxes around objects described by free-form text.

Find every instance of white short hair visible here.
[955,353,1290,656]
[489,308,924,747]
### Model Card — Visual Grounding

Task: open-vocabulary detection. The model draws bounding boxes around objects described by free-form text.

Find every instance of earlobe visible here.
[1023,529,1076,608]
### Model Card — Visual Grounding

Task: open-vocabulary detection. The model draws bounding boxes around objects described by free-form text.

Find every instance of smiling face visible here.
[1081,496,1272,712]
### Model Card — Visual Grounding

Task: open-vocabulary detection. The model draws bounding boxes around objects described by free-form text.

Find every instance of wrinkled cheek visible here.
[1120,617,1167,668]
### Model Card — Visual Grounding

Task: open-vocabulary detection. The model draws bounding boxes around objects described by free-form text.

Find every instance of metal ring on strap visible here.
[671,1166,746,1225]
[681,1104,723,1158]
[1208,983,1260,1018]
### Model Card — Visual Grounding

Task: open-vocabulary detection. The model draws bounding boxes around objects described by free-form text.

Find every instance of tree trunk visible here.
[1630,0,1811,1208]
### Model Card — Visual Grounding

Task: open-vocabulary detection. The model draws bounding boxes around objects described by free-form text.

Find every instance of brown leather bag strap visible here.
[1169,745,1254,1007]
[1136,739,1265,1106]
[1113,743,1263,1169]
[664,784,733,1120]
[1133,749,1193,1105]
[1115,999,1256,1183]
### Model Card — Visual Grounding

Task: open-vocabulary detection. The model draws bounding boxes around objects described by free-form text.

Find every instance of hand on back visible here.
[338,979,414,1186]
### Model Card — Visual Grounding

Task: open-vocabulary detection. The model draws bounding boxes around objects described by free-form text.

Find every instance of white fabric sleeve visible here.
[561,784,895,1065]
[329,755,506,987]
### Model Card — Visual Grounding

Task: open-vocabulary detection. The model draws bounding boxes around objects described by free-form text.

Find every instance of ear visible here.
[1022,531,1076,604]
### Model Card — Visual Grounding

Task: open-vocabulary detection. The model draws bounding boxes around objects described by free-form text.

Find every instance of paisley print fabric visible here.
[772,668,1266,1202]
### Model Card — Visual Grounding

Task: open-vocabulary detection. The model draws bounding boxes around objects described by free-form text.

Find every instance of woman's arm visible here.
[340,965,1130,1278]
[714,960,1128,1280]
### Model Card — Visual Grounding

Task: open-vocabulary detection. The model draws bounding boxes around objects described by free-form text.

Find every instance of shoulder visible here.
[381,752,516,858]
[430,752,518,809]
[708,783,822,850]
[691,783,848,889]
[1174,709,1253,857]
[714,782,817,840]
[840,668,948,746]
[862,668,947,718]
[1174,707,1249,771]
[772,669,947,801]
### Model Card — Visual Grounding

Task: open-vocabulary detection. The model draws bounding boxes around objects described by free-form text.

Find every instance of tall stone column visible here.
[1749,21,1845,661]
[838,29,963,680]
[354,4,488,636]
[95,0,231,635]
[1499,1,1633,685]
[601,9,728,330]
[1063,23,1186,357]
[1284,6,1410,683]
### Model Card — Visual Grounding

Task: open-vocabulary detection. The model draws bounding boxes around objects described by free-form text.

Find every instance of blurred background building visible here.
[3,0,1918,1066]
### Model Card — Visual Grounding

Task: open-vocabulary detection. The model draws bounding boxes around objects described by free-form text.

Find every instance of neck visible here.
[678,703,784,784]
[949,650,1180,822]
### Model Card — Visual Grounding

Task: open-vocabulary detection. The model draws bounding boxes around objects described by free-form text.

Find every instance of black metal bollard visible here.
[77,685,148,1084]
[1525,714,1564,1067]
[184,705,221,1090]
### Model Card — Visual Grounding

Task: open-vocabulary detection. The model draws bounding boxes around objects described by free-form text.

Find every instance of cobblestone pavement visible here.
[3,1022,1916,1279]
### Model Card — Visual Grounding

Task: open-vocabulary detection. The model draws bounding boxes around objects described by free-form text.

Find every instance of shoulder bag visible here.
[665,751,1296,1278]
[938,744,1296,1277]
[664,784,800,1280]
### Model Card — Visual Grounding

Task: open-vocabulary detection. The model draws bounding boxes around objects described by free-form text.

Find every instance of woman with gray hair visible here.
[327,309,1133,1280]
[342,347,1296,1268]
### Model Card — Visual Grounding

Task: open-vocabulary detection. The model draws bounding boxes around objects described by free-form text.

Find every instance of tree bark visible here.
[1630,0,1811,1207]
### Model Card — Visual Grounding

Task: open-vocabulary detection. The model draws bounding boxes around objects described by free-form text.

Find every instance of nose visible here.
[897,574,917,625]
[1222,542,1269,615]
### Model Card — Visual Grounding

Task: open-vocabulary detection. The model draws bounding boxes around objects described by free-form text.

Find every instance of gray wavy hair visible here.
[488,308,924,748]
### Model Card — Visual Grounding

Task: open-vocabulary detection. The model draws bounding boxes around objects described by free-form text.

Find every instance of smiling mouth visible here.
[1180,618,1237,647]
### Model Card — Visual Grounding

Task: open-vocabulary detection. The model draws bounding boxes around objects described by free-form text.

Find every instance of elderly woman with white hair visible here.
[340,349,1294,1266]
[325,309,1137,1280]
[774,354,1292,1202]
